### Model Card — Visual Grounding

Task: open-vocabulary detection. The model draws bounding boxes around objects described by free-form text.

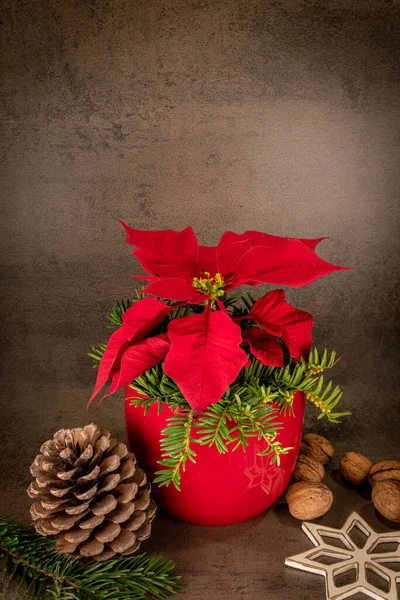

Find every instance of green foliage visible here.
[307,347,340,372]
[89,298,194,369]
[106,289,150,329]
[224,290,256,318]
[106,298,137,328]
[0,517,181,600]
[197,384,286,459]
[91,297,349,490]
[127,350,349,489]
[88,343,107,368]
[129,368,188,412]
[269,350,350,423]
[196,402,233,453]
[154,411,197,491]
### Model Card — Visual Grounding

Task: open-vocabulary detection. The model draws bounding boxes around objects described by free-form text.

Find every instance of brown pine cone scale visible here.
[28,424,156,561]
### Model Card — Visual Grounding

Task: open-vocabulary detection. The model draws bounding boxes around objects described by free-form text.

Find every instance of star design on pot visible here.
[285,512,400,600]
[244,451,285,495]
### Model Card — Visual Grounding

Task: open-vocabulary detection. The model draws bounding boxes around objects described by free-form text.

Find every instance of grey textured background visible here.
[1,1,399,598]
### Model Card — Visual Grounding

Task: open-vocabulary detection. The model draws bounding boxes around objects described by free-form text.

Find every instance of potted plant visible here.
[89,224,349,526]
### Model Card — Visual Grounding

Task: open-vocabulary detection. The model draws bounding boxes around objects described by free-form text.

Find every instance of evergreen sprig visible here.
[88,343,107,368]
[90,297,349,490]
[128,368,188,412]
[0,517,181,600]
[197,384,287,459]
[154,411,197,491]
[106,298,137,328]
[126,350,349,488]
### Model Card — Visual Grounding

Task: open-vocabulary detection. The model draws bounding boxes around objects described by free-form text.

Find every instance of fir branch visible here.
[305,381,350,423]
[238,359,275,386]
[154,411,197,491]
[88,343,107,368]
[106,297,139,329]
[153,381,290,489]
[0,517,181,600]
[90,347,349,488]
[133,350,349,488]
[196,403,233,453]
[306,348,340,375]
[129,368,188,410]
[263,352,350,422]
[197,385,290,461]
[225,389,291,462]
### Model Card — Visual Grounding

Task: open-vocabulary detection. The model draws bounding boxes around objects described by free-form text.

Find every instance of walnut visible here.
[292,455,325,483]
[369,460,400,486]
[286,481,333,520]
[300,433,334,465]
[340,452,373,486]
[372,480,400,522]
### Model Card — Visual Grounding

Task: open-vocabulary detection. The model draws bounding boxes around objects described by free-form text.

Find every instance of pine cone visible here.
[28,424,156,561]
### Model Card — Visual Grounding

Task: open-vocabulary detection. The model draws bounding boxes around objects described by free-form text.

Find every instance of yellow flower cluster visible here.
[306,392,331,414]
[192,272,225,298]
[282,390,295,405]
[306,366,324,376]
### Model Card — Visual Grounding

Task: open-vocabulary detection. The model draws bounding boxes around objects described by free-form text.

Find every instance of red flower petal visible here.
[215,298,229,314]
[100,335,170,401]
[143,278,205,303]
[121,298,172,330]
[164,307,248,414]
[233,239,348,289]
[250,290,313,360]
[88,299,172,406]
[130,248,161,276]
[198,246,218,274]
[244,328,284,367]
[133,248,196,279]
[121,222,199,276]
[273,303,313,361]
[218,230,326,251]
[249,289,286,337]
[217,239,252,277]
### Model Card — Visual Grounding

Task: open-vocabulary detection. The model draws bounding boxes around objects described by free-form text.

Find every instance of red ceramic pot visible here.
[124,388,305,526]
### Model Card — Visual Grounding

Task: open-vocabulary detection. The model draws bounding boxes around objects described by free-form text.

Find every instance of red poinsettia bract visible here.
[89,225,347,414]
[88,298,172,406]
[244,290,313,367]
[121,223,344,301]
[164,306,249,413]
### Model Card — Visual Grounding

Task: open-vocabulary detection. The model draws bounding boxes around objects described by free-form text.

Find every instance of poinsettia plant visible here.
[89,224,350,489]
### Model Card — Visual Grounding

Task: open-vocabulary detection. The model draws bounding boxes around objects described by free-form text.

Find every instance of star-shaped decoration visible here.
[244,448,285,495]
[285,512,400,599]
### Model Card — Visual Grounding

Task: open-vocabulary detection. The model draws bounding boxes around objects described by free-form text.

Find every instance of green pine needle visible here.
[154,411,197,491]
[88,343,107,368]
[106,298,137,329]
[0,517,181,600]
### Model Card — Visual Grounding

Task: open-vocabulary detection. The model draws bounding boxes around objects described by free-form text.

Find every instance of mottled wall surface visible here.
[1,1,399,598]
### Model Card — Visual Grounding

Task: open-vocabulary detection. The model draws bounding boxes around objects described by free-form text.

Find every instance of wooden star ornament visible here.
[285,512,400,599]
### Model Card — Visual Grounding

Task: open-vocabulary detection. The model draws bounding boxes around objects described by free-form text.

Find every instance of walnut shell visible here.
[369,460,400,486]
[292,455,325,483]
[340,452,373,486]
[286,481,333,520]
[372,479,400,522]
[300,433,334,465]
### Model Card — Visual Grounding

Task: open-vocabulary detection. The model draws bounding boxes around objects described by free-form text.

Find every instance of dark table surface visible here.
[1,388,399,600]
